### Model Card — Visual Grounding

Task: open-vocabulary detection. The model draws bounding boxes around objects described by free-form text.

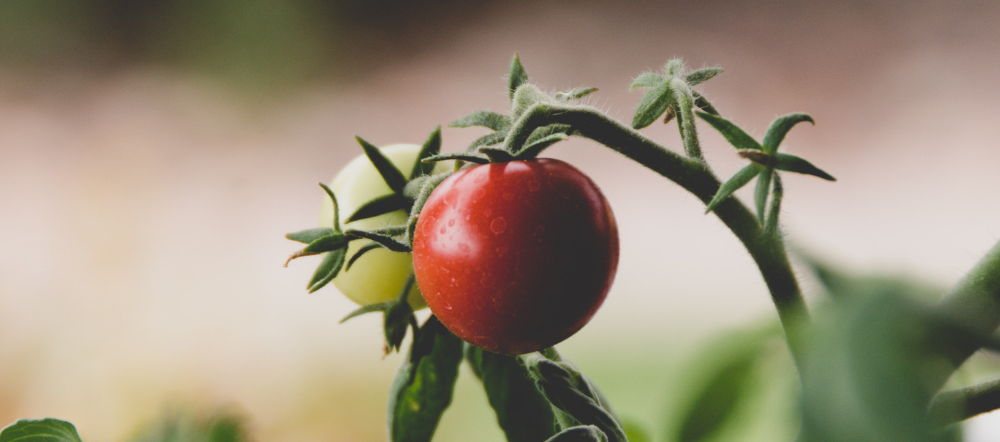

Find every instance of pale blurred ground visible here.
[1,1,999,441]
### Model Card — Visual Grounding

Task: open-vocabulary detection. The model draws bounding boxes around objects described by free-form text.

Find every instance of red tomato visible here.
[412,159,619,355]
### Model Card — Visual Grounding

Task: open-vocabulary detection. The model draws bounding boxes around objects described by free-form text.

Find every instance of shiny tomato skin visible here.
[412,159,618,355]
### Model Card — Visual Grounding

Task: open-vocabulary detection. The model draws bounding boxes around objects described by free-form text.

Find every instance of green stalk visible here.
[509,102,810,370]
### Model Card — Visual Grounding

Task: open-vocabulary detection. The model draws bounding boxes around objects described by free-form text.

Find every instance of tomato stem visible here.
[509,101,812,371]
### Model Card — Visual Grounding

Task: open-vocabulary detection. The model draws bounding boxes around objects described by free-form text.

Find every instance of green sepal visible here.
[764,174,783,236]
[449,111,512,132]
[737,149,775,167]
[466,345,559,442]
[345,242,385,272]
[629,72,664,90]
[684,67,724,86]
[285,227,336,244]
[406,172,451,247]
[356,136,409,193]
[388,316,464,442]
[762,113,814,154]
[631,80,673,129]
[664,59,683,75]
[525,358,627,442]
[423,152,490,165]
[512,84,552,119]
[303,233,349,255]
[754,169,773,223]
[692,91,719,116]
[555,87,598,102]
[384,295,416,354]
[340,300,392,323]
[0,418,83,442]
[508,53,529,101]
[307,248,346,293]
[479,146,516,162]
[466,131,508,153]
[774,153,836,181]
[695,111,763,151]
[674,340,763,442]
[544,426,609,442]
[345,229,411,252]
[516,133,569,160]
[346,194,410,223]
[705,164,763,213]
[411,126,443,178]
[526,124,573,146]
[319,183,341,232]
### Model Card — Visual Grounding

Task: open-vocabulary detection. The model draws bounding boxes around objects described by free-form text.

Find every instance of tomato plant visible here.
[412,158,619,355]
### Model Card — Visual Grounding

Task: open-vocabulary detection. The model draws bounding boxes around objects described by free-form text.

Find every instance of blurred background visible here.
[1,0,999,440]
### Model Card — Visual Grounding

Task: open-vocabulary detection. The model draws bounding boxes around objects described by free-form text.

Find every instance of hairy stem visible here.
[513,102,810,369]
[928,377,1000,427]
[930,241,1000,392]
[670,79,704,160]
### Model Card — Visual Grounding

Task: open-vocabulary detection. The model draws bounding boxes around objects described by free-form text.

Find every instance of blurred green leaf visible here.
[466,346,558,442]
[803,256,946,303]
[674,344,761,442]
[1,419,83,442]
[524,357,626,442]
[387,316,464,442]
[620,419,651,442]
[127,408,250,442]
[544,425,608,442]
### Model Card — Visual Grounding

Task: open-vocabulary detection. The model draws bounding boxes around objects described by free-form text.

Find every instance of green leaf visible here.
[307,248,346,293]
[345,242,384,271]
[1,419,83,442]
[774,153,836,181]
[675,345,760,442]
[508,53,529,101]
[527,359,627,442]
[754,168,773,223]
[423,152,490,165]
[632,80,674,129]
[512,84,552,119]
[684,67,723,86]
[384,296,415,353]
[356,136,409,193]
[802,256,945,303]
[695,111,763,151]
[319,183,341,232]
[345,229,411,252]
[704,164,763,213]
[620,419,650,442]
[525,124,572,146]
[544,426,608,442]
[412,126,443,178]
[449,111,512,132]
[285,227,336,244]
[466,346,559,442]
[346,194,410,223]
[761,113,814,154]
[555,87,598,102]
[303,233,348,255]
[629,72,664,90]
[388,316,464,442]
[691,91,719,115]
[664,59,684,76]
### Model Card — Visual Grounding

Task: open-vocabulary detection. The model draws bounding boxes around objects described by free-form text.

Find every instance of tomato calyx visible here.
[422,53,597,166]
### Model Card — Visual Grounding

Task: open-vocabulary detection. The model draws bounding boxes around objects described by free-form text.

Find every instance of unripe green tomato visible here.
[318,144,447,309]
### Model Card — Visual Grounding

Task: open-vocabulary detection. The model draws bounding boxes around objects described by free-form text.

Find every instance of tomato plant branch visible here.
[930,241,1000,391]
[511,102,811,368]
[928,376,1000,428]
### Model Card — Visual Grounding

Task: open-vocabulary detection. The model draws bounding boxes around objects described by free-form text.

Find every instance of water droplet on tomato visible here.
[459,243,470,252]
[439,226,446,234]
[490,217,507,234]
[448,219,455,226]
